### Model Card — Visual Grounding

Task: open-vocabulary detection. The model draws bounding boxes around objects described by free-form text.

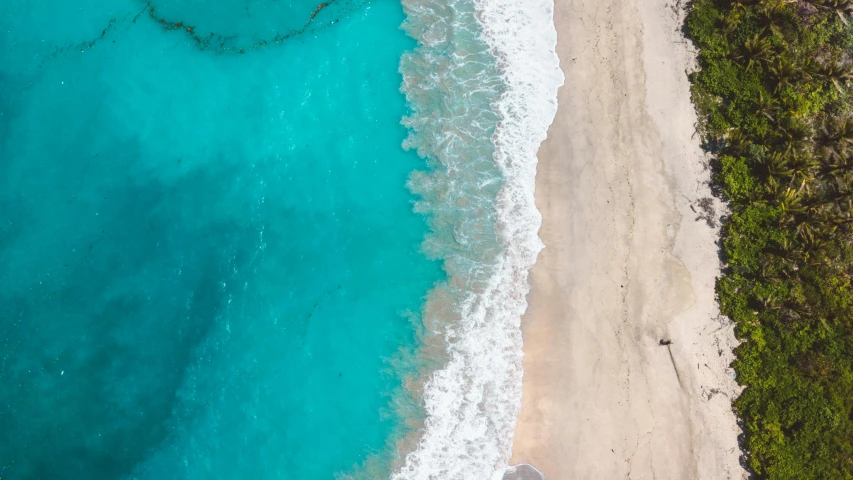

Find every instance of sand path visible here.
[508,1,745,478]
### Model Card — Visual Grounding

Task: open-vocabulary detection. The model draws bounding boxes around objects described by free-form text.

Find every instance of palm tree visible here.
[779,187,806,223]
[730,0,759,14]
[756,0,793,34]
[759,150,795,180]
[825,185,853,212]
[756,91,779,121]
[776,116,812,154]
[723,0,760,32]
[723,11,745,32]
[768,57,799,93]
[815,116,853,158]
[723,0,753,32]
[796,220,824,246]
[829,69,850,94]
[817,204,853,229]
[769,235,813,279]
[788,154,818,186]
[735,33,775,71]
[808,0,852,9]
[808,57,852,92]
[819,151,853,186]
[727,128,752,153]
[806,0,853,25]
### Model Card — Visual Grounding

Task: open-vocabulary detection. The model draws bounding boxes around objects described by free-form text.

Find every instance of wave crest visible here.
[394,0,563,477]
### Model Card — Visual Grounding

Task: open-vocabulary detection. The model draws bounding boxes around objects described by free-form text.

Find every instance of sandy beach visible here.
[508,1,746,478]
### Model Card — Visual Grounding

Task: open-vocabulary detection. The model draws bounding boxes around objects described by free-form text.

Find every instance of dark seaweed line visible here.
[2,7,147,114]
[50,5,148,58]
[39,0,369,61]
[141,0,348,55]
[52,18,117,56]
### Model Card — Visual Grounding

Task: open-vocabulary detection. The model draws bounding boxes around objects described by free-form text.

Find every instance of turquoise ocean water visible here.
[1,0,563,477]
[0,1,445,478]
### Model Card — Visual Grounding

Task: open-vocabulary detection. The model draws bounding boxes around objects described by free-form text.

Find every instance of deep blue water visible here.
[0,0,442,478]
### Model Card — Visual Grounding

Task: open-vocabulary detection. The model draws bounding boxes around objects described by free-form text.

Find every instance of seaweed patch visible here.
[142,0,348,55]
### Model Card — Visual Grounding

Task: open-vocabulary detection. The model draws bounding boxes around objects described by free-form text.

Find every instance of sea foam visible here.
[394,0,563,477]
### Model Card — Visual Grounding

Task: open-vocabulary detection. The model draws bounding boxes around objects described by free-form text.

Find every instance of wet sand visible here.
[508,1,746,478]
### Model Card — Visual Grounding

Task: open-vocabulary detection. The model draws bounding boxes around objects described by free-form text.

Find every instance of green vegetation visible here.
[685,1,853,478]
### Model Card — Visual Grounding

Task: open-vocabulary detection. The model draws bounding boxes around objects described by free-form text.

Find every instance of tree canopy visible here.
[686,0,853,478]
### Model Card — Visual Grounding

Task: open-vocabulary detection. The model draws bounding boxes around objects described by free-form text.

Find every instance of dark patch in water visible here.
[0,154,255,479]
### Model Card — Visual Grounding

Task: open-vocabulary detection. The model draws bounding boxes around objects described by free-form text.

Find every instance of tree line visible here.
[686,0,853,477]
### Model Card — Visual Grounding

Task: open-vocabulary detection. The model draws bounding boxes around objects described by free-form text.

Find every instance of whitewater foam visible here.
[393,0,563,477]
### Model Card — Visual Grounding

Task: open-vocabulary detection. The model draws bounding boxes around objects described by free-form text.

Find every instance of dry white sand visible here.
[507,1,747,478]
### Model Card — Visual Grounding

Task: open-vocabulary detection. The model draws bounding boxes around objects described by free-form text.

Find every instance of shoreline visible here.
[391,0,562,476]
[508,1,745,478]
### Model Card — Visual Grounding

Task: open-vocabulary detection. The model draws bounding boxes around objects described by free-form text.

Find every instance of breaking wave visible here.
[393,0,563,476]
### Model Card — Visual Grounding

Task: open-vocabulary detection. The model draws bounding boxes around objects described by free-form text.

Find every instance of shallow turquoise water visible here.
[0,1,442,478]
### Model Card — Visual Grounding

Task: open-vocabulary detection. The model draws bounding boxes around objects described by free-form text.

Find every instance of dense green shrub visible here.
[686,0,853,478]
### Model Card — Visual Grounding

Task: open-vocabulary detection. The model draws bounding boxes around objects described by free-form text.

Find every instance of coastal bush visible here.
[686,0,853,478]
[719,154,756,201]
